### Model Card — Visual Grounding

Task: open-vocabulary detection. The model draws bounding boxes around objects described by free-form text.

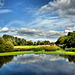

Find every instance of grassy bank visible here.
[0,50,75,56]
[0,46,75,56]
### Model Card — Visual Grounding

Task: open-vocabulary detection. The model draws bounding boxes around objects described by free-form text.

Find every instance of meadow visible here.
[0,45,75,56]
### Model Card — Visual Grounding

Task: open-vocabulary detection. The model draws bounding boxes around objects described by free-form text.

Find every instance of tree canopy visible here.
[56,31,75,48]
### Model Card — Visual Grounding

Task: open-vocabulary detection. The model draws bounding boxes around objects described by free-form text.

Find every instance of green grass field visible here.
[0,50,75,56]
[0,46,75,56]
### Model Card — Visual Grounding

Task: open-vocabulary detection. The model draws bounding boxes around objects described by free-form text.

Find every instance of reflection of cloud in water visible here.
[4,54,75,75]
[11,54,66,64]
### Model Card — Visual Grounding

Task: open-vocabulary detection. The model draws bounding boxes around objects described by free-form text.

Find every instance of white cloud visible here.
[0,0,4,7]
[39,0,75,22]
[9,28,68,42]
[2,27,9,32]
[0,9,12,14]
[0,27,73,42]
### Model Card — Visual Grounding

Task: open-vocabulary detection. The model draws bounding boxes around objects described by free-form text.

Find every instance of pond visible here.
[0,54,75,75]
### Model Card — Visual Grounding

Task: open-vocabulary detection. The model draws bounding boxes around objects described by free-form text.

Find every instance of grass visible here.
[0,50,75,56]
[0,46,75,56]
[14,46,37,48]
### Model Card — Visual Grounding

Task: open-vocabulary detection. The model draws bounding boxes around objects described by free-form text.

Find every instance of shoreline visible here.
[0,50,75,56]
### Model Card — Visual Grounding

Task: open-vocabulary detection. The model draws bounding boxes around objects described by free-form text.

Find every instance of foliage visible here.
[65,47,75,52]
[43,46,60,51]
[5,41,14,52]
[32,47,44,52]
[27,40,33,45]
[0,37,6,52]
[56,31,75,48]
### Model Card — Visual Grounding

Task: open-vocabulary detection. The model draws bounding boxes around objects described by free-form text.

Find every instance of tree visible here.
[5,41,14,52]
[3,34,14,41]
[27,40,33,45]
[0,37,5,52]
[37,40,41,45]
[56,31,75,48]
[43,40,50,45]
[55,35,67,45]
[17,38,21,45]
[34,41,37,45]
[20,38,26,45]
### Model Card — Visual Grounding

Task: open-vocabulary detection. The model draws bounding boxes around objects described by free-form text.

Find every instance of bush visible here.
[5,41,14,52]
[43,46,60,51]
[66,48,75,52]
[33,47,44,52]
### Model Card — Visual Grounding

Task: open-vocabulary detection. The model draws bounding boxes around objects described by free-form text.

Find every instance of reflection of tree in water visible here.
[60,55,75,63]
[0,56,14,68]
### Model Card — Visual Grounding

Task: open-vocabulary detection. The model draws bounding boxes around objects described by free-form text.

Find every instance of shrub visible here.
[33,47,44,52]
[43,46,60,51]
[68,48,75,52]
[5,41,14,52]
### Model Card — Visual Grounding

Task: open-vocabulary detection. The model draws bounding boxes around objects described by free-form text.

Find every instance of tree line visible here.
[0,34,51,52]
[55,31,75,48]
[2,34,50,46]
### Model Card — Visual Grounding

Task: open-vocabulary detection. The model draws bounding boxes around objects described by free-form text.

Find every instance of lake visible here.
[0,54,75,75]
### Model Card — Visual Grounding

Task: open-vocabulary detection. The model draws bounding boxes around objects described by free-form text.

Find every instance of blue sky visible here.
[0,0,75,42]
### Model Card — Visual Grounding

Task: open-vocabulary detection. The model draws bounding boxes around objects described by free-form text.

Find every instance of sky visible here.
[0,0,75,42]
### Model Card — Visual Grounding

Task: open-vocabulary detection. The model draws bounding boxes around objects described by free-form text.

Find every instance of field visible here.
[14,46,38,48]
[0,46,75,56]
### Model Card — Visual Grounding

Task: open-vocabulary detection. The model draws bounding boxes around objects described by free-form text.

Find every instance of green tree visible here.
[5,41,14,52]
[55,35,67,45]
[20,38,26,45]
[34,41,37,45]
[0,37,5,52]
[43,40,50,45]
[37,40,41,45]
[27,40,33,45]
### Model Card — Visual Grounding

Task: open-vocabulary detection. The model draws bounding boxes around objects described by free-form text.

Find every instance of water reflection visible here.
[60,55,75,63]
[11,54,65,64]
[0,54,75,75]
[0,56,14,68]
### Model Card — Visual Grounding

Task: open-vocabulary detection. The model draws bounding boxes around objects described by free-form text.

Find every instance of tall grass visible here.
[42,45,61,51]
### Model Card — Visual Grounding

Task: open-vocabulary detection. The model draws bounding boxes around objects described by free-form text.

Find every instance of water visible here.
[0,54,75,75]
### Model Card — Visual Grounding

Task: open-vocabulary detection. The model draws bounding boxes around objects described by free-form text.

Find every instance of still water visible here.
[0,54,75,75]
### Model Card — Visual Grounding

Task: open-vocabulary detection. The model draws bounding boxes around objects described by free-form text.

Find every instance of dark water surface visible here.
[0,54,75,75]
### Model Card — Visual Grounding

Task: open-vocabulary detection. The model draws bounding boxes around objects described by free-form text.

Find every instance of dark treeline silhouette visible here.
[55,31,75,48]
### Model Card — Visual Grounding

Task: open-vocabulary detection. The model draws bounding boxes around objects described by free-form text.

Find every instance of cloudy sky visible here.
[0,0,75,42]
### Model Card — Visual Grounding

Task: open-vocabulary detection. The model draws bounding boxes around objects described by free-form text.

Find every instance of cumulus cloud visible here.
[1,27,9,32]
[0,27,73,41]
[39,0,75,22]
[10,28,68,40]
[16,28,45,38]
